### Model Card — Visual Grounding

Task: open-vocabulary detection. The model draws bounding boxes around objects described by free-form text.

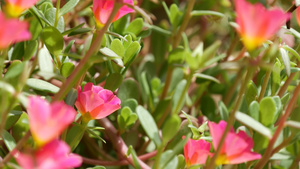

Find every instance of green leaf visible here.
[124,41,141,65]
[259,97,277,127]
[117,78,140,101]
[168,48,187,64]
[12,113,30,141]
[272,60,281,95]
[121,99,138,111]
[26,78,60,93]
[194,73,220,83]
[2,130,16,151]
[64,88,78,106]
[127,146,142,169]
[218,101,228,120]
[191,10,225,18]
[44,8,65,32]
[4,61,25,80]
[162,115,181,144]
[169,4,183,28]
[68,28,91,36]
[38,46,54,73]
[113,14,130,34]
[118,107,138,131]
[41,26,64,56]
[104,73,123,92]
[24,40,38,61]
[245,81,258,105]
[110,39,125,57]
[11,42,24,60]
[62,23,84,35]
[235,111,272,139]
[61,62,75,77]
[286,120,300,129]
[172,80,187,114]
[136,106,161,146]
[161,135,190,169]
[249,101,259,121]
[125,18,144,36]
[66,123,86,151]
[282,45,300,62]
[279,47,291,76]
[200,40,221,66]
[5,111,23,130]
[99,47,120,58]
[160,150,179,169]
[59,0,80,16]
[87,166,106,169]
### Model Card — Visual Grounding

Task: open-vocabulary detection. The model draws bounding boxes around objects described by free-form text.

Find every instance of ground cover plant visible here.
[0,0,300,168]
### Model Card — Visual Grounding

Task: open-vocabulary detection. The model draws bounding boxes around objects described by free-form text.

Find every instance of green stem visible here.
[0,131,31,167]
[172,70,194,114]
[51,3,122,102]
[258,57,276,102]
[54,0,61,28]
[153,146,164,169]
[0,49,8,80]
[206,66,256,169]
[253,81,300,169]
[223,68,245,105]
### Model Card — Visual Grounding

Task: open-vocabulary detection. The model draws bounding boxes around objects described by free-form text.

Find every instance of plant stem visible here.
[98,118,151,169]
[289,150,300,169]
[153,146,164,169]
[206,66,256,169]
[223,68,245,105]
[254,82,300,169]
[52,3,122,102]
[54,0,61,28]
[277,72,296,98]
[0,131,31,167]
[82,151,157,166]
[160,66,173,100]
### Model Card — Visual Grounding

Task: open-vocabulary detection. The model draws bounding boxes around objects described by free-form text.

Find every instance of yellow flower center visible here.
[4,3,25,18]
[215,154,229,166]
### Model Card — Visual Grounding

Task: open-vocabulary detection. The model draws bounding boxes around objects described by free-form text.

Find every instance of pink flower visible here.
[4,0,40,17]
[15,139,82,169]
[75,82,121,121]
[235,0,290,50]
[93,0,134,28]
[0,12,31,49]
[28,96,77,146]
[208,120,261,165]
[184,138,211,167]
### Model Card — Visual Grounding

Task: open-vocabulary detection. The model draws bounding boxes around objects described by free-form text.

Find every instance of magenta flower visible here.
[27,96,77,146]
[235,0,290,50]
[184,138,211,167]
[75,82,121,122]
[4,0,40,17]
[208,120,261,165]
[93,0,134,28]
[0,12,31,49]
[15,139,82,169]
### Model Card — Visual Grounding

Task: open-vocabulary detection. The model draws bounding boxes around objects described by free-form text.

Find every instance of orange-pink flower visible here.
[235,0,290,50]
[27,96,77,146]
[4,0,40,17]
[184,138,211,167]
[0,12,31,49]
[75,82,121,122]
[15,139,82,169]
[296,6,300,26]
[208,120,261,165]
[93,0,134,28]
